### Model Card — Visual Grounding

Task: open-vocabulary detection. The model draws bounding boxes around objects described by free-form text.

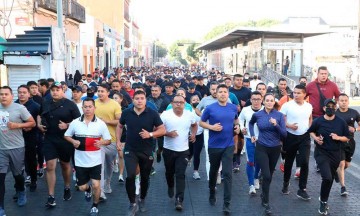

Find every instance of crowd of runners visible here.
[0,65,357,216]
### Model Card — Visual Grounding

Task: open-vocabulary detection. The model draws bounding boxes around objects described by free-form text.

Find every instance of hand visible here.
[251,136,257,143]
[116,141,124,151]
[240,100,246,107]
[58,121,68,130]
[241,128,247,135]
[269,117,277,126]
[287,123,298,130]
[211,123,223,131]
[314,135,324,145]
[329,133,340,141]
[348,126,356,133]
[38,125,47,133]
[233,125,240,135]
[139,129,151,139]
[94,140,103,149]
[7,122,19,130]
[166,130,178,138]
[189,134,196,143]
[72,140,81,148]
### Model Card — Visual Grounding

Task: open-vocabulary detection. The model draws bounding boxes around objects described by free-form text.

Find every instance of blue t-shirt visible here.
[201,102,238,148]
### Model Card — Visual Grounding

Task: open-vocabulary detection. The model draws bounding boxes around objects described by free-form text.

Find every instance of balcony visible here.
[124,40,131,48]
[67,1,86,23]
[35,0,85,23]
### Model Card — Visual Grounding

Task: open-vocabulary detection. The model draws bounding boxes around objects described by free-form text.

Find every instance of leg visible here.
[103,143,117,186]
[59,161,72,188]
[162,149,176,191]
[0,174,5,209]
[337,160,345,187]
[193,133,204,171]
[124,151,139,204]
[26,141,38,183]
[203,129,210,180]
[256,145,271,204]
[45,159,57,196]
[118,148,125,176]
[315,151,334,202]
[208,148,222,192]
[245,138,256,186]
[174,150,189,201]
[138,152,154,200]
[283,140,298,184]
[222,146,234,205]
[298,137,311,190]
[91,179,101,204]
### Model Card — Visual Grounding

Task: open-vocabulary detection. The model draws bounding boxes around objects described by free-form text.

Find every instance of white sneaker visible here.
[118,174,124,183]
[103,181,112,194]
[135,176,140,195]
[100,191,107,202]
[25,176,31,184]
[249,185,256,195]
[193,171,201,180]
[254,179,260,190]
[113,163,119,173]
[216,173,221,185]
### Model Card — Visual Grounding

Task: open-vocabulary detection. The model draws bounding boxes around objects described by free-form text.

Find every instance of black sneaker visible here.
[37,168,44,178]
[209,192,216,206]
[29,182,37,192]
[127,203,138,216]
[264,203,272,215]
[45,195,56,208]
[168,187,174,198]
[138,198,147,212]
[63,188,72,201]
[282,182,290,195]
[175,198,183,211]
[297,189,311,200]
[341,186,349,196]
[318,200,328,215]
[223,203,231,215]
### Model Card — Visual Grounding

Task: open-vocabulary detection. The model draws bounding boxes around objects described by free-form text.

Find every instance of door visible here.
[8,66,40,100]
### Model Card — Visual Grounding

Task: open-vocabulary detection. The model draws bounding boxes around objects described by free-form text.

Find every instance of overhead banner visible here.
[263,42,303,50]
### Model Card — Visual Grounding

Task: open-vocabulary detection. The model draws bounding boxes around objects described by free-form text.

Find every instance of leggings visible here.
[255,144,281,204]
[190,133,204,170]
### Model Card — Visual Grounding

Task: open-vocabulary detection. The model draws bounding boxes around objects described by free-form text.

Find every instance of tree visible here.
[203,19,280,41]
[186,43,199,61]
[154,42,168,58]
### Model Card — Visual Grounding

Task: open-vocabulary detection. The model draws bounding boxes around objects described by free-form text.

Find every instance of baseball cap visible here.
[50,81,62,89]
[72,86,82,92]
[87,86,97,92]
[188,82,196,89]
[165,81,174,87]
[324,99,336,107]
[174,78,181,83]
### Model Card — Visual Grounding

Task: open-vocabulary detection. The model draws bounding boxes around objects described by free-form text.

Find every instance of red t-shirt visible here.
[126,89,135,98]
[306,79,340,118]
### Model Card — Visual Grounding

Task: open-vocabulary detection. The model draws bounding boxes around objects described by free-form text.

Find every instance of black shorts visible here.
[341,138,356,162]
[75,164,102,186]
[43,136,74,162]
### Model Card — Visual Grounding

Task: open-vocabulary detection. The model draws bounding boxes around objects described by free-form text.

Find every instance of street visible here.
[4,107,360,216]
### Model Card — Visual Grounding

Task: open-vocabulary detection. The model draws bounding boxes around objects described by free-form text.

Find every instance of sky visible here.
[132,0,359,45]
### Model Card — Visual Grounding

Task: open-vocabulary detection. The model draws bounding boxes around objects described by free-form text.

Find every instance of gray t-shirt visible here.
[196,96,231,112]
[0,103,32,150]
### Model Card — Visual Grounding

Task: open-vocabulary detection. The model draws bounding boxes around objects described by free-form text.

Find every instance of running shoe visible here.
[89,206,99,216]
[175,198,183,211]
[249,185,256,195]
[99,191,107,202]
[282,182,290,195]
[63,188,72,201]
[25,176,31,184]
[127,203,138,216]
[104,181,112,194]
[297,189,311,200]
[341,186,348,196]
[119,174,124,183]
[17,191,27,206]
[138,198,147,212]
[193,171,201,180]
[37,168,44,178]
[318,200,328,215]
[294,170,300,179]
[254,179,260,190]
[85,185,92,202]
[45,195,56,207]
[223,202,231,215]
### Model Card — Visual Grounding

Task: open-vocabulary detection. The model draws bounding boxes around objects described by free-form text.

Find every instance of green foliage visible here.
[186,43,199,61]
[203,19,280,41]
[154,42,168,58]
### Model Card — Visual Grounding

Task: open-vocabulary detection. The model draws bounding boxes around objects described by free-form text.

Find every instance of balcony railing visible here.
[36,0,85,23]
[67,1,86,23]
[124,40,131,48]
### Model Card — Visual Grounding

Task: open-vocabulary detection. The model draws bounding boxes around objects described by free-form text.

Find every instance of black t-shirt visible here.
[186,91,202,103]
[120,107,163,155]
[40,98,81,138]
[308,116,350,151]
[335,108,360,138]
[229,87,251,109]
[196,84,210,98]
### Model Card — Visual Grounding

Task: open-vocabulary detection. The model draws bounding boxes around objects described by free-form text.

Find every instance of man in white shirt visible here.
[249,73,262,92]
[161,95,197,211]
[280,84,313,200]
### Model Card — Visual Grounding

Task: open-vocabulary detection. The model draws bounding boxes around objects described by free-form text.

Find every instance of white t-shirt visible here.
[161,109,196,151]
[250,79,262,92]
[74,101,83,115]
[239,105,263,138]
[65,116,111,167]
[280,100,313,135]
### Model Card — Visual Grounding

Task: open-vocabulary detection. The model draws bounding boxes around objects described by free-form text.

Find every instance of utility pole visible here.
[57,0,63,28]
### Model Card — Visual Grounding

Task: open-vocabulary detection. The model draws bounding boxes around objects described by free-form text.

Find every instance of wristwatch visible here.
[149,132,153,137]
